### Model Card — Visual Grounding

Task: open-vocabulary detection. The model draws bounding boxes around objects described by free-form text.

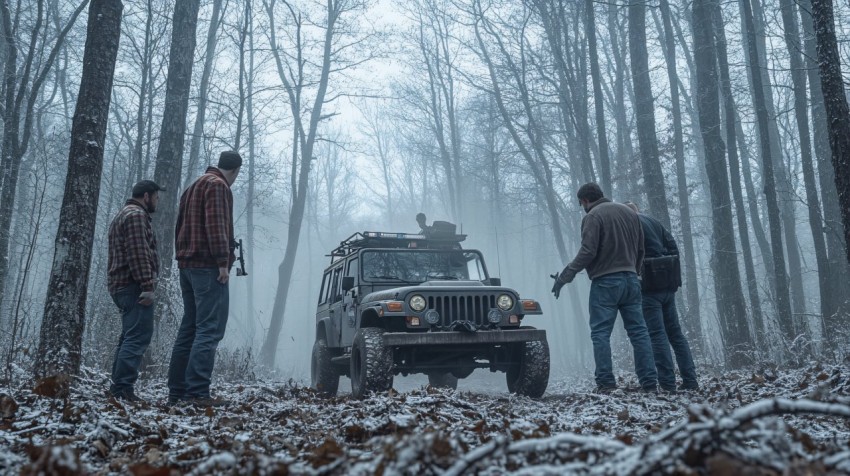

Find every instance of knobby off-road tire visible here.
[350,328,394,399]
[427,372,459,390]
[506,328,550,398]
[311,338,340,398]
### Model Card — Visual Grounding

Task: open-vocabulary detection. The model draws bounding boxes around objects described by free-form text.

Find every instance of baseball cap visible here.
[132,180,166,197]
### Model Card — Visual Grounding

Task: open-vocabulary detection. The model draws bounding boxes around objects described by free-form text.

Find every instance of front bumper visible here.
[382,329,546,347]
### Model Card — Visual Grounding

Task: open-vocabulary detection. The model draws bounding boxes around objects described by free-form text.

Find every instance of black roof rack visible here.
[329,230,467,259]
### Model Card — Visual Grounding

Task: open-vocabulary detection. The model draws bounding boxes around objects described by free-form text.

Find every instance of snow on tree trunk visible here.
[35,0,123,391]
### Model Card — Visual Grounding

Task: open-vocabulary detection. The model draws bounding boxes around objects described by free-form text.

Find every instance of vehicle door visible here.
[328,265,345,345]
[341,257,359,345]
[315,269,337,346]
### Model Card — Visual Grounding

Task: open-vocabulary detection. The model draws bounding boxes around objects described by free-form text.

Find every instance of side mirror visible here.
[341,276,355,292]
[488,277,501,286]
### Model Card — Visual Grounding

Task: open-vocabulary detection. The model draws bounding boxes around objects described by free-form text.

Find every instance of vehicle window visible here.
[330,266,343,303]
[318,271,330,304]
[347,258,358,278]
[361,250,488,283]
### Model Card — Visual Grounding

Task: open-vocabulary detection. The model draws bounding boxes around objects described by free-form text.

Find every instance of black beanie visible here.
[218,151,243,170]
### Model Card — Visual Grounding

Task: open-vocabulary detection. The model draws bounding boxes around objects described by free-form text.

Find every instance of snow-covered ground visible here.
[1,362,849,474]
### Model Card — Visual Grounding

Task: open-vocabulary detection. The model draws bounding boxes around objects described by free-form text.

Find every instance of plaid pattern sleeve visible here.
[124,207,159,291]
[107,201,159,294]
[175,168,235,268]
[204,179,233,268]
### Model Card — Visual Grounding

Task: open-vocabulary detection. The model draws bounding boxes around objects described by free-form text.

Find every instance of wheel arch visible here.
[359,307,383,329]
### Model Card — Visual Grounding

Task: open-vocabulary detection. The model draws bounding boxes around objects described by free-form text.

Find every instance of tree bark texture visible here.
[658,0,702,344]
[712,1,765,345]
[35,0,123,387]
[628,1,670,228]
[745,0,807,319]
[777,0,832,335]
[184,0,224,187]
[741,0,794,343]
[692,0,753,368]
[800,0,850,338]
[810,0,850,343]
[152,0,201,277]
[585,0,611,194]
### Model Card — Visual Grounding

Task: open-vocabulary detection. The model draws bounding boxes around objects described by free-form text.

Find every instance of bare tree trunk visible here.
[184,0,224,188]
[531,0,594,184]
[628,1,670,227]
[607,2,633,189]
[152,0,201,277]
[777,0,831,336]
[245,0,256,339]
[712,1,764,345]
[692,0,752,368]
[741,0,794,344]
[260,0,342,367]
[0,0,88,314]
[233,1,249,151]
[657,0,702,345]
[745,0,807,320]
[585,0,611,193]
[415,6,459,221]
[35,0,122,391]
[132,0,154,183]
[734,109,774,291]
[799,0,850,339]
[810,0,850,345]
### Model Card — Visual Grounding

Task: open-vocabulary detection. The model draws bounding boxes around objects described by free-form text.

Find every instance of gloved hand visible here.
[138,291,155,306]
[550,273,566,299]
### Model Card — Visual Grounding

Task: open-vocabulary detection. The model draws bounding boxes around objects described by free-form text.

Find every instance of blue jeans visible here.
[110,284,154,394]
[643,291,698,388]
[167,268,229,399]
[588,272,657,389]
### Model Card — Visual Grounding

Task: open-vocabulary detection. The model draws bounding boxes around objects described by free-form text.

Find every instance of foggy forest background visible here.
[2,0,850,387]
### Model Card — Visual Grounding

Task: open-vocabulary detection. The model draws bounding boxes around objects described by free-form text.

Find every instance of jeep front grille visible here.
[427,294,498,327]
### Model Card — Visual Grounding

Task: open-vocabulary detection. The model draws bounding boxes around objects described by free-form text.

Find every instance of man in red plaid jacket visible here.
[167,151,241,407]
[107,179,164,403]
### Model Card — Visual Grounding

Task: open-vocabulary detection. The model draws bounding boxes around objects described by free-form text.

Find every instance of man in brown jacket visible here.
[167,151,241,406]
[551,183,658,392]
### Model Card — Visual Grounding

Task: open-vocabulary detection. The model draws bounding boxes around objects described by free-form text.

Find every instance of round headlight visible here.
[497,294,514,311]
[487,309,502,324]
[424,309,440,325]
[409,294,426,312]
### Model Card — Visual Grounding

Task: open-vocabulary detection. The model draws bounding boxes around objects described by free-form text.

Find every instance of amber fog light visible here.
[406,316,421,326]
[509,315,519,324]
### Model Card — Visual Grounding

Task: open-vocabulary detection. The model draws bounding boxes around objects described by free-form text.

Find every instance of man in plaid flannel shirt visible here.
[107,179,164,403]
[167,151,241,407]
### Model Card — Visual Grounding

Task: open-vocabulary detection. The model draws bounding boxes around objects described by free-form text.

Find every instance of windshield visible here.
[361,250,488,283]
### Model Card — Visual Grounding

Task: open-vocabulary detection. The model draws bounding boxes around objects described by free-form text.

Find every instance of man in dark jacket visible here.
[551,183,658,392]
[107,180,164,402]
[625,202,699,391]
[167,151,241,406]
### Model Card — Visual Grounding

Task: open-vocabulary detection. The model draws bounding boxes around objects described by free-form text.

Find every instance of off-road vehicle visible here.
[311,224,549,398]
